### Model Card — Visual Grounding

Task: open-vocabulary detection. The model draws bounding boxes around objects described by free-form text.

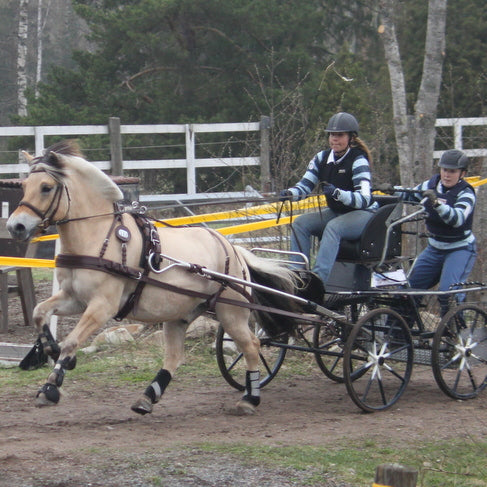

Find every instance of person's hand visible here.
[321,182,336,196]
[279,189,293,202]
[376,182,395,195]
[422,189,438,209]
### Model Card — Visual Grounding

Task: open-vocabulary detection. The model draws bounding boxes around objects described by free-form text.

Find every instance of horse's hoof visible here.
[231,399,256,416]
[35,383,60,407]
[131,395,153,415]
[65,356,77,370]
[35,392,57,408]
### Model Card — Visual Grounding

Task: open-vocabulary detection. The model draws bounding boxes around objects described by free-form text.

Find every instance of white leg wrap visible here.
[150,381,162,402]
[247,370,260,398]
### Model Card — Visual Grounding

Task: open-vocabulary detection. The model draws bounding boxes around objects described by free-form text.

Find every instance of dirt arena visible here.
[1,280,487,486]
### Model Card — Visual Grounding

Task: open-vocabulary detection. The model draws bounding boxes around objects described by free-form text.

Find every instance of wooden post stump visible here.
[373,463,418,487]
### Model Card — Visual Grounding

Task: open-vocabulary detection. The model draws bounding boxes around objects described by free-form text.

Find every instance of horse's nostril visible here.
[8,222,26,239]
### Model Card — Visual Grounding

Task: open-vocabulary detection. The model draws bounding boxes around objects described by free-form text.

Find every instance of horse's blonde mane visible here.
[32,140,123,202]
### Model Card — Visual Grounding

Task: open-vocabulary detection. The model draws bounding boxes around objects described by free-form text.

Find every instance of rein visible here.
[17,165,145,230]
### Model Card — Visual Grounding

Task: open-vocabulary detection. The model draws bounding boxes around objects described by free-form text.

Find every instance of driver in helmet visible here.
[381,149,477,315]
[279,111,378,286]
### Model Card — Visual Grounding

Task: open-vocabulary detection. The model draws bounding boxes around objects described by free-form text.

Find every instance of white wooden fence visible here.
[0,116,485,204]
[0,116,272,204]
[434,117,487,159]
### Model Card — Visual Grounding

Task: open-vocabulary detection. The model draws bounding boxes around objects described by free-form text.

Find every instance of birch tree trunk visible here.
[379,0,447,187]
[35,0,44,98]
[17,0,29,117]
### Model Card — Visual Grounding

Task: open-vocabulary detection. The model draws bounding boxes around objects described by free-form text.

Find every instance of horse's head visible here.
[8,139,124,242]
[7,142,75,241]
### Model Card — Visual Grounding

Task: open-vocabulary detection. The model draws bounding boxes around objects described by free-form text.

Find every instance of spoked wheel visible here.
[343,308,413,412]
[432,304,487,400]
[313,300,370,383]
[215,323,288,391]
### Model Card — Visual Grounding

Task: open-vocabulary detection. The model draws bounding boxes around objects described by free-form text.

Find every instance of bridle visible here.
[17,166,147,233]
[17,168,71,232]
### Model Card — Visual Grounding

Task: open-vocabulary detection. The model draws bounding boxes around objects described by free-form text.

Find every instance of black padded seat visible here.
[336,199,402,263]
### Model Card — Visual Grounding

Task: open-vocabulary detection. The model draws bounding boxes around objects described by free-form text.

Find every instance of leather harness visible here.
[20,162,321,326]
[55,211,323,324]
[55,208,255,321]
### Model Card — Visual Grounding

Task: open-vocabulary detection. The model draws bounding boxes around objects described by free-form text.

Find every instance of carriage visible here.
[214,195,487,412]
[7,140,487,416]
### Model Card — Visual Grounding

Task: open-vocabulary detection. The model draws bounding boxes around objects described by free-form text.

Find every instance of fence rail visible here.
[434,116,487,159]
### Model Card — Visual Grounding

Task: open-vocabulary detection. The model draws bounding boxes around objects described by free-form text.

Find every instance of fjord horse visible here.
[7,140,299,415]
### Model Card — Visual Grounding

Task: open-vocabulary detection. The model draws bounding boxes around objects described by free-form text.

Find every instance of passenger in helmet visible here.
[379,149,476,315]
[279,112,378,285]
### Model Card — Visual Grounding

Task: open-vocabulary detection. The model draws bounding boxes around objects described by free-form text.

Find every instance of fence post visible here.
[260,115,272,192]
[34,126,45,156]
[109,117,123,176]
[373,463,418,487]
[185,124,196,194]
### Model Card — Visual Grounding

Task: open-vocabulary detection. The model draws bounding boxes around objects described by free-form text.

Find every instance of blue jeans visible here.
[290,208,375,284]
[408,242,477,315]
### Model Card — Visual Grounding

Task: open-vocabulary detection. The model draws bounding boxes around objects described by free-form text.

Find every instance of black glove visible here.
[376,182,395,195]
[321,181,336,197]
[422,189,438,209]
[279,189,293,202]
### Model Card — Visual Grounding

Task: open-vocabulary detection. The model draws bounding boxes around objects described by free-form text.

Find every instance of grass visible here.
[0,335,222,390]
[194,441,487,487]
[31,267,54,281]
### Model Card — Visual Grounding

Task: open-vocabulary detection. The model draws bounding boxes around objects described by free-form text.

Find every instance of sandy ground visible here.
[1,280,487,487]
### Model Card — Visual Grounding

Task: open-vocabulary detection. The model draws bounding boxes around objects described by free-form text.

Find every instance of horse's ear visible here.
[45,150,64,170]
[21,150,34,165]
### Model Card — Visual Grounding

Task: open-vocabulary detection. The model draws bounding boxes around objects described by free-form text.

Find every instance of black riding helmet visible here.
[326,112,359,135]
[438,149,469,170]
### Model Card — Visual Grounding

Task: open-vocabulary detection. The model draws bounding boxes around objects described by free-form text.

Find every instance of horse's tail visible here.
[234,246,306,337]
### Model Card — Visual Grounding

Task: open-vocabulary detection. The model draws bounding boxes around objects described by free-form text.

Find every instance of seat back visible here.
[336,201,402,263]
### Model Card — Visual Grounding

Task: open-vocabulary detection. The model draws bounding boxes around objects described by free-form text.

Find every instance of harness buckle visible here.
[39,218,51,232]
[150,227,159,244]
[131,201,147,214]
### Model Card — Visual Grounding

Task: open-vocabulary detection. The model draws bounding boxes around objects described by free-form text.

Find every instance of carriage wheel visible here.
[343,308,413,412]
[432,304,487,400]
[215,323,287,391]
[313,300,370,383]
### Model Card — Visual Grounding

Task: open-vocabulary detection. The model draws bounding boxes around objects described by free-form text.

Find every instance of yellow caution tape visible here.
[470,177,487,187]
[372,484,391,487]
[0,256,55,268]
[31,234,58,243]
[153,195,327,226]
[218,216,292,235]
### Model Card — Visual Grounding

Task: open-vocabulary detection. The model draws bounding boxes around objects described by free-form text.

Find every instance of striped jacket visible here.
[288,147,377,212]
[404,175,476,250]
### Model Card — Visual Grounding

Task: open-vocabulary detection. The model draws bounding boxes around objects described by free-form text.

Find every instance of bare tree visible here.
[379,0,447,186]
[16,0,29,117]
[35,0,43,97]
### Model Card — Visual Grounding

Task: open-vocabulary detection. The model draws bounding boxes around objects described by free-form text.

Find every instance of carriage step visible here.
[393,346,451,367]
[392,347,432,366]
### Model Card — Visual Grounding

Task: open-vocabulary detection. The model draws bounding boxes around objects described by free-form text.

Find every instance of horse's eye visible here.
[41,184,53,194]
